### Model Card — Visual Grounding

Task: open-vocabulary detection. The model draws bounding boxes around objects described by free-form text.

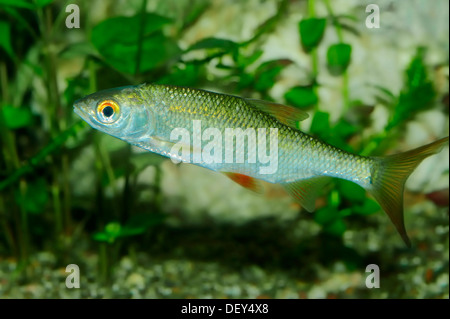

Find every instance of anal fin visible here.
[223,172,264,194]
[282,177,330,212]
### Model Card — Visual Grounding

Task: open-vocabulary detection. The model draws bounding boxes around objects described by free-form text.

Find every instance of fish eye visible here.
[102,105,114,117]
[97,100,120,123]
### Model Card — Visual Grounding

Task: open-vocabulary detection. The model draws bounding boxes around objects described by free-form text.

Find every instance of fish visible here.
[74,83,449,246]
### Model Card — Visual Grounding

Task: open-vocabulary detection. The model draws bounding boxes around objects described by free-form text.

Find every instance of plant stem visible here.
[37,6,60,136]
[0,196,17,258]
[52,178,63,236]
[18,180,29,266]
[154,165,162,209]
[308,0,319,112]
[62,154,72,232]
[240,0,288,47]
[342,71,349,110]
[324,0,350,111]
[308,0,315,17]
[1,57,22,263]
[0,62,20,170]
[38,5,70,242]
[0,122,85,191]
[0,60,9,103]
[88,59,97,93]
[99,243,109,283]
[135,0,148,77]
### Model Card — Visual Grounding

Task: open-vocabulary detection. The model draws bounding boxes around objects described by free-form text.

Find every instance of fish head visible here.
[74,85,155,141]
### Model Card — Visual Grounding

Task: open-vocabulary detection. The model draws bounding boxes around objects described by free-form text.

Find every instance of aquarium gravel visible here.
[0,198,447,298]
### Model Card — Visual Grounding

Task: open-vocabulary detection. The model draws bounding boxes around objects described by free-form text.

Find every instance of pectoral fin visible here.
[222,172,264,194]
[138,136,202,163]
[282,177,330,212]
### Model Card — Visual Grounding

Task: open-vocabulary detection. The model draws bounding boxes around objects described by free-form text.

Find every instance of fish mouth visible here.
[73,99,86,116]
[73,100,96,126]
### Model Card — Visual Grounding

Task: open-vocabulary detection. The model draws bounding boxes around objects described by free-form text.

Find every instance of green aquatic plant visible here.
[93,213,167,244]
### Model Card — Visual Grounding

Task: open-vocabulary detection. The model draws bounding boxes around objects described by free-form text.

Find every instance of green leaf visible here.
[333,119,358,138]
[310,111,330,136]
[406,48,429,89]
[255,67,282,91]
[92,214,166,243]
[241,0,287,47]
[324,219,346,237]
[387,48,435,130]
[93,222,122,243]
[327,119,359,152]
[91,13,179,74]
[337,23,360,37]
[2,6,36,38]
[60,42,97,59]
[327,43,352,75]
[64,76,89,106]
[314,207,339,225]
[337,179,366,203]
[157,63,201,86]
[236,73,254,91]
[299,18,327,52]
[1,105,33,129]
[0,0,35,9]
[236,50,263,68]
[0,20,14,58]
[92,233,111,243]
[339,208,353,217]
[329,189,341,207]
[254,59,291,92]
[353,198,380,215]
[14,178,48,214]
[284,86,318,108]
[105,222,122,237]
[183,1,209,27]
[331,17,360,37]
[372,85,395,99]
[35,0,53,7]
[372,85,396,106]
[187,37,239,52]
[315,207,347,237]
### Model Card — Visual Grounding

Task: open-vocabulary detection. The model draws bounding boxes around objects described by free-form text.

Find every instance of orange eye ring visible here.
[97,100,120,123]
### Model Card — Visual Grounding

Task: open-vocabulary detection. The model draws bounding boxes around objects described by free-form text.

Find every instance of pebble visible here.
[125,273,145,290]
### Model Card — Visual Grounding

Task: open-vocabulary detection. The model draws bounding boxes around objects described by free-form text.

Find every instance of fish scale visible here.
[74,83,449,246]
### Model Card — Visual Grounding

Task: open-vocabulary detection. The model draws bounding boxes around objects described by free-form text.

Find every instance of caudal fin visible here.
[369,137,449,247]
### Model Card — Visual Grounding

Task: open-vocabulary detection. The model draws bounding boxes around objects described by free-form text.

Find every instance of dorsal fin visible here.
[245,98,309,128]
[282,177,331,212]
[222,172,264,194]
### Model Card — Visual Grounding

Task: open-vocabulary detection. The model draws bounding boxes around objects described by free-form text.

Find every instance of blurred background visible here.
[0,0,448,298]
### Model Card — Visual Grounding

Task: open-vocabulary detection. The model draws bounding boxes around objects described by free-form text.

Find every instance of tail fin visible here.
[369,137,449,247]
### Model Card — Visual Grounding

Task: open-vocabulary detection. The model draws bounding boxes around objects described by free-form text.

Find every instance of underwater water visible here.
[0,0,448,299]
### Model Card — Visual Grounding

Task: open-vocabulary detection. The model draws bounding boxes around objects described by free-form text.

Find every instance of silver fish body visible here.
[74,83,449,246]
[75,84,372,185]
